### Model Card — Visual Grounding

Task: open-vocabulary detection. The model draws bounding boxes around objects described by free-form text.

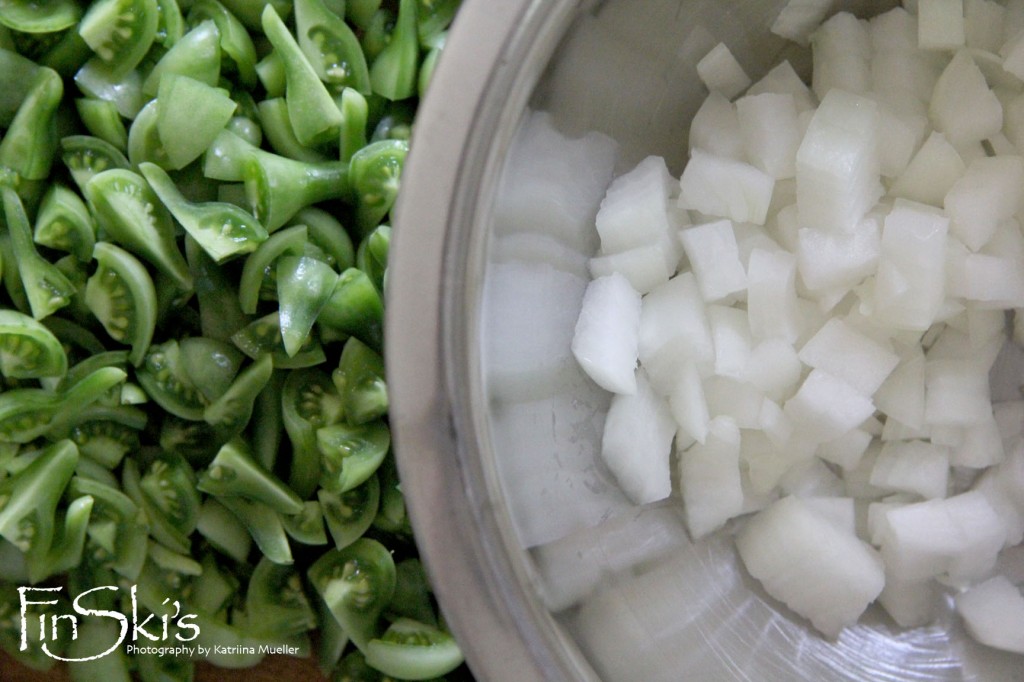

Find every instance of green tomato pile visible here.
[0,0,465,680]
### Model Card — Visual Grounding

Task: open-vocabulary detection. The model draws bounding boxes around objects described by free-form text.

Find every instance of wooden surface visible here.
[1,650,330,681]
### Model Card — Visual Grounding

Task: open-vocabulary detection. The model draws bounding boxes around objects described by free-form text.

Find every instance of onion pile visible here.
[571,0,1024,648]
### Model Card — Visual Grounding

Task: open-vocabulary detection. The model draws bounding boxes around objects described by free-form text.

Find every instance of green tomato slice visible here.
[78,0,159,76]
[136,339,209,420]
[60,135,131,193]
[84,241,158,367]
[0,0,81,33]
[318,475,379,551]
[0,308,68,379]
[364,618,464,681]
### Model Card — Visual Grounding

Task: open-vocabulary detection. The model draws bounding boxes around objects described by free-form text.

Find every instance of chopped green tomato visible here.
[33,182,96,261]
[348,138,407,237]
[308,537,395,651]
[140,452,201,541]
[141,162,268,263]
[155,76,238,170]
[346,0,382,31]
[246,556,318,637]
[203,127,256,182]
[179,336,244,402]
[282,500,328,545]
[317,420,390,494]
[361,8,393,62]
[195,497,251,563]
[334,337,388,424]
[191,551,240,615]
[187,0,258,88]
[142,19,222,96]
[370,0,419,101]
[122,456,193,554]
[255,50,286,99]
[136,340,209,421]
[185,237,251,342]
[66,404,147,468]
[2,187,75,320]
[30,494,94,583]
[356,223,390,293]
[294,206,356,271]
[338,87,369,163]
[68,474,149,580]
[126,99,172,168]
[218,0,291,30]
[83,168,193,289]
[418,35,444,98]
[78,0,159,77]
[261,4,343,149]
[295,0,371,96]
[0,66,62,181]
[319,476,379,551]
[218,495,293,565]
[159,415,224,464]
[318,267,384,351]
[38,30,92,79]
[60,135,130,193]
[239,224,308,314]
[257,97,330,163]
[226,114,262,147]
[364,618,464,681]
[202,351,273,439]
[372,454,410,536]
[0,439,77,565]
[231,312,327,369]
[58,350,129,393]
[417,0,458,45]
[198,436,303,515]
[155,0,185,47]
[252,369,284,470]
[85,241,158,367]
[0,0,81,33]
[277,255,338,357]
[74,98,129,153]
[0,309,68,379]
[282,367,343,498]
[243,152,350,231]
[388,558,438,626]
[73,57,147,119]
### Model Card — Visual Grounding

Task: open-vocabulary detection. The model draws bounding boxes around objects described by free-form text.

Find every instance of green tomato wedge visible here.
[230,311,327,369]
[316,420,390,494]
[141,162,268,262]
[277,255,337,358]
[308,537,395,651]
[238,224,308,314]
[257,97,329,163]
[364,618,465,681]
[218,494,293,565]
[73,57,147,119]
[178,335,244,403]
[136,339,209,421]
[0,439,76,559]
[202,352,273,440]
[60,135,131,193]
[198,437,302,516]
[0,66,62,181]
[78,0,159,77]
[318,475,379,551]
[282,500,328,546]
[261,4,342,149]
[84,168,193,289]
[242,152,349,231]
[29,494,94,584]
[142,19,221,96]
[295,0,371,96]
[2,186,75,321]
[155,0,184,47]
[85,241,158,367]
[245,556,318,637]
[75,98,129,152]
[348,138,407,238]
[0,0,81,35]
[334,337,388,425]
[155,75,237,170]
[369,0,418,101]
[0,309,68,379]
[186,0,258,88]
[195,497,251,563]
[126,99,171,168]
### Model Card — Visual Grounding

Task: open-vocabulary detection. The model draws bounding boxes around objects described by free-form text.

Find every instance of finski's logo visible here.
[17,585,200,662]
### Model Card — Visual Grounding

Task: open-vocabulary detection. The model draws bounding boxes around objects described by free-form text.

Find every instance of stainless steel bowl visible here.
[387,1,1024,679]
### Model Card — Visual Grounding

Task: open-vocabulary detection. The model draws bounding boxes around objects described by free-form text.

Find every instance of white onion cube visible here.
[679,416,744,539]
[601,370,676,505]
[796,218,881,292]
[796,89,882,233]
[784,369,876,443]
[890,131,966,208]
[596,155,675,254]
[668,361,710,444]
[918,0,966,50]
[872,199,949,332]
[679,220,747,302]
[929,49,1002,146]
[736,495,885,638]
[798,318,900,396]
[747,248,803,343]
[678,151,775,226]
[745,338,803,400]
[696,42,751,100]
[945,156,1024,252]
[571,273,642,394]
[736,93,801,179]
[925,358,992,427]
[771,0,836,46]
[589,245,673,296]
[955,576,1024,654]
[965,0,1006,51]
[870,440,950,499]
[874,349,927,429]
[708,304,752,379]
[747,60,817,112]
[811,12,871,98]
[638,273,714,394]
[688,92,745,160]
